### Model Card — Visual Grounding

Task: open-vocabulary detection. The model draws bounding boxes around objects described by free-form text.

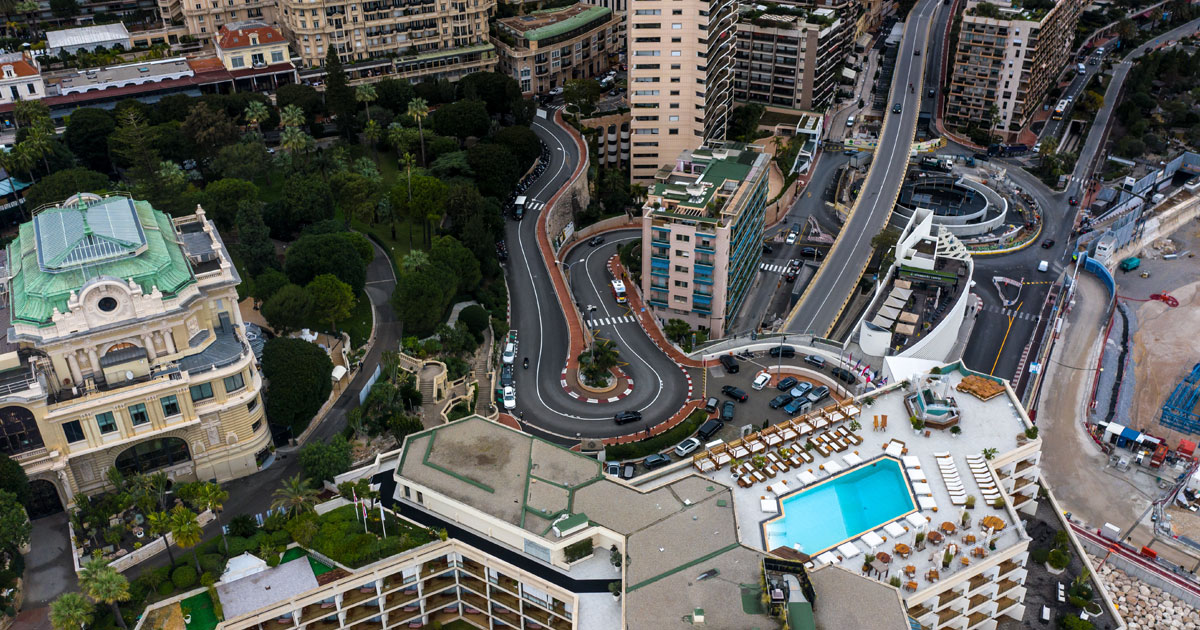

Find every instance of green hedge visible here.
[563,539,593,563]
[172,565,197,590]
[605,410,708,461]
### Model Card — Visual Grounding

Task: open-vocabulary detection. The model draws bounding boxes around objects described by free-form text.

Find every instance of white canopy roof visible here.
[843,453,863,467]
[884,521,908,538]
[837,541,863,559]
[906,512,928,529]
[823,460,844,475]
[797,470,818,486]
[860,531,885,549]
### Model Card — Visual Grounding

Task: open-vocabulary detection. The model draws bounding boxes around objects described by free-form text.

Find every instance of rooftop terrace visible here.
[645,143,769,222]
[497,3,612,42]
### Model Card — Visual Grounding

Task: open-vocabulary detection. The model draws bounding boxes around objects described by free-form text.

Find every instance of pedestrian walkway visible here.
[760,262,790,273]
[980,303,1038,321]
[472,328,494,417]
[584,315,637,327]
[525,200,545,212]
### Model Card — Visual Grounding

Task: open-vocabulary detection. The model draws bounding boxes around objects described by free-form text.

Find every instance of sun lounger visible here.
[789,455,804,468]
[933,451,951,458]
[949,494,968,506]
[798,449,815,463]
[765,465,778,478]
[737,476,752,488]
[752,471,767,483]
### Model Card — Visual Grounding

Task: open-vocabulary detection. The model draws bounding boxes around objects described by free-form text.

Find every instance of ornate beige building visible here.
[0,194,269,518]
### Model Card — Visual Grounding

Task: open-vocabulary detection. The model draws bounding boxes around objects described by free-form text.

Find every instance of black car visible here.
[831,367,856,384]
[776,376,799,391]
[1068,196,1079,206]
[704,397,719,413]
[803,355,826,369]
[800,247,824,259]
[762,244,774,254]
[721,385,748,402]
[1041,238,1056,249]
[621,463,635,479]
[719,354,740,374]
[768,345,796,358]
[913,49,921,56]
[500,364,514,387]
[892,103,902,113]
[588,235,605,246]
[720,401,736,422]
[644,453,672,470]
[769,394,794,409]
[698,419,724,440]
[928,88,936,98]
[614,410,642,424]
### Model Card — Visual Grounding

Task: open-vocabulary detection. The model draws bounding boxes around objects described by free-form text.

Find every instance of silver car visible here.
[674,437,702,457]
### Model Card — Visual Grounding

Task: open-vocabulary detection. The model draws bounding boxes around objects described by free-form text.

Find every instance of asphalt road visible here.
[783,0,941,338]
[504,115,691,440]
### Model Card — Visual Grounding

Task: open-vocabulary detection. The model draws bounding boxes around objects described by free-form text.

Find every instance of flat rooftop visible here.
[864,257,969,353]
[497,3,611,41]
[646,143,769,221]
[216,555,319,619]
[52,58,192,91]
[46,23,129,49]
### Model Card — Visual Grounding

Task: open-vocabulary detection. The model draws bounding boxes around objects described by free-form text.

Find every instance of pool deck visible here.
[653,367,1035,603]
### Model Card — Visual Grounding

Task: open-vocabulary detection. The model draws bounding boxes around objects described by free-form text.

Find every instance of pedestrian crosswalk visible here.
[525,200,545,212]
[982,304,1036,321]
[760,263,788,273]
[587,315,637,327]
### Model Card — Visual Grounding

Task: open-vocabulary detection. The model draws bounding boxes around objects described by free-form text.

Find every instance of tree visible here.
[1078,90,1104,114]
[871,226,901,262]
[466,143,520,199]
[262,338,334,434]
[458,304,490,342]
[243,100,270,133]
[298,434,352,483]
[391,265,457,337]
[109,110,160,185]
[407,97,430,165]
[253,269,289,305]
[261,284,312,335]
[325,46,356,135]
[375,79,415,114]
[12,100,49,130]
[64,108,116,173]
[284,232,368,293]
[235,201,275,276]
[277,84,324,121]
[280,126,314,157]
[78,557,131,630]
[168,505,203,573]
[0,490,30,554]
[493,125,540,166]
[194,483,229,555]
[0,455,29,508]
[49,592,94,630]
[182,103,240,159]
[271,474,319,517]
[331,170,378,227]
[429,99,490,140]
[578,338,619,385]
[430,235,481,295]
[356,83,378,122]
[202,178,258,229]
[363,119,382,157]
[307,274,356,332]
[664,319,691,344]
[19,118,54,176]
[563,79,601,118]
[599,167,632,213]
[145,510,175,566]
[20,167,108,210]
[273,176,334,236]
[396,152,417,244]
[280,104,306,129]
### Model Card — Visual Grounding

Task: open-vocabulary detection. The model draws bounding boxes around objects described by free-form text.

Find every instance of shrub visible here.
[200,572,216,588]
[226,536,254,557]
[299,434,353,483]
[889,577,902,588]
[563,539,594,563]
[1031,547,1050,564]
[200,554,224,573]
[1048,548,1071,570]
[229,514,258,538]
[1025,426,1039,439]
[172,565,197,590]
[156,582,174,596]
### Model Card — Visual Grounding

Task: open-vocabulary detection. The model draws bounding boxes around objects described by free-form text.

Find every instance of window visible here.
[634,51,660,56]
[0,406,42,456]
[96,412,118,434]
[98,297,118,312]
[161,395,181,417]
[129,403,149,426]
[190,383,214,403]
[231,55,245,68]
[272,50,284,63]
[25,83,34,95]
[669,115,680,121]
[63,421,85,443]
[669,129,680,135]
[674,265,689,273]
[671,23,682,29]
[224,373,245,394]
[675,234,690,241]
[251,419,262,433]
[248,397,259,413]
[633,8,660,14]
[114,438,190,476]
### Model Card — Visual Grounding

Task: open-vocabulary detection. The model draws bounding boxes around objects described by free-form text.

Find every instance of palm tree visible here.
[8,142,36,187]
[280,104,306,129]
[19,119,53,176]
[49,592,94,630]
[629,182,648,216]
[145,510,175,567]
[78,557,130,630]
[387,122,409,159]
[407,97,429,166]
[271,475,318,518]
[196,482,230,555]
[400,152,416,247]
[363,119,381,159]
[168,505,203,574]
[244,100,270,133]
[356,83,378,122]
[280,126,313,156]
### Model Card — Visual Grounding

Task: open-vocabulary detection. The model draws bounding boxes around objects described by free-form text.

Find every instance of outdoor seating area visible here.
[690,400,864,490]
[967,453,1003,506]
[933,452,969,506]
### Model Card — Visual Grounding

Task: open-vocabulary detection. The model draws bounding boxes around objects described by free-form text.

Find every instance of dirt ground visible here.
[1129,278,1200,442]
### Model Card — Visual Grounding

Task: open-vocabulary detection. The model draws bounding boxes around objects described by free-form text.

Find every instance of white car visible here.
[502,342,516,364]
[752,372,771,391]
[502,386,517,410]
[1037,260,1049,272]
[674,437,702,457]
[785,232,798,245]
[548,86,564,96]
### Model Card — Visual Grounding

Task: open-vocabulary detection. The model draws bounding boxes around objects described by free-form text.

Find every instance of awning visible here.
[1121,427,1141,442]
[1105,422,1126,436]
[841,67,857,81]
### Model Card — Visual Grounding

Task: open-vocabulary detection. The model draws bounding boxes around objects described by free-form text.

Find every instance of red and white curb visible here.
[560,367,634,403]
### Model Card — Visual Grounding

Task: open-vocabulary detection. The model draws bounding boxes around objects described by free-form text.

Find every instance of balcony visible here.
[908,604,931,619]
[936,590,961,610]
[301,602,338,623]
[461,591,487,613]
[967,575,990,595]
[384,589,419,612]
[968,593,990,612]
[342,585,378,608]
[491,604,519,621]
[491,588,519,611]
[386,606,420,627]
[967,611,990,628]
[343,601,381,624]
[492,575,520,595]
[384,573,414,592]
[353,621,381,630]
[304,618,339,630]
[424,591,456,611]
[936,608,961,626]
[422,575,455,597]
[459,574,486,597]
[524,606,551,626]
[420,560,451,579]
[996,579,1019,596]
[461,559,485,580]
[995,596,1019,617]
[549,617,570,630]
[996,559,1020,579]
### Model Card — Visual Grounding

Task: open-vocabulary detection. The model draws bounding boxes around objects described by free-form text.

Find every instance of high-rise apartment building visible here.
[178,0,275,38]
[946,0,1084,141]
[733,3,857,113]
[492,3,620,95]
[626,0,736,182]
[639,142,768,338]
[0,194,269,518]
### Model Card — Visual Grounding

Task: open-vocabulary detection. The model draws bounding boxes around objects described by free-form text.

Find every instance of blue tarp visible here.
[1121,427,1142,442]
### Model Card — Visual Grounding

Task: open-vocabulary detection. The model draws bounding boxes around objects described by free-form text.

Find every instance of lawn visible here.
[313,292,373,349]
[181,591,219,630]
[280,546,335,576]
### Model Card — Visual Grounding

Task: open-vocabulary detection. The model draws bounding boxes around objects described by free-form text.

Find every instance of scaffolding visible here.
[1161,363,1200,434]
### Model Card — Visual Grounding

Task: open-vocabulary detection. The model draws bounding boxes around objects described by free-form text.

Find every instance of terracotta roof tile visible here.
[217,25,287,50]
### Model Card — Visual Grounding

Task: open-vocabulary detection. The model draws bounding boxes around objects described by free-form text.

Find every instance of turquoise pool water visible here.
[762,458,915,555]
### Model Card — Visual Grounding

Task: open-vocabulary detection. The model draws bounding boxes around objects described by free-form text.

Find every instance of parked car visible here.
[803,355,826,369]
[704,397,720,413]
[776,376,799,391]
[799,247,824,259]
[614,410,643,424]
[783,398,808,415]
[769,394,794,409]
[806,385,830,404]
[500,364,514,387]
[928,88,936,98]
[674,437,702,457]
[721,385,748,402]
[605,461,620,476]
[643,454,672,470]
[720,401,736,422]
[719,354,740,374]
[1041,238,1056,249]
[621,462,635,479]
[502,386,517,410]
[698,419,724,440]
[831,367,856,384]
[587,235,605,246]
[548,86,564,96]
[789,382,813,399]
[752,372,771,390]
[769,345,796,358]
[502,343,516,364]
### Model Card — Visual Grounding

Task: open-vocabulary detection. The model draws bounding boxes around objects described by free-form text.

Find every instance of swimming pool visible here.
[762,457,915,555]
